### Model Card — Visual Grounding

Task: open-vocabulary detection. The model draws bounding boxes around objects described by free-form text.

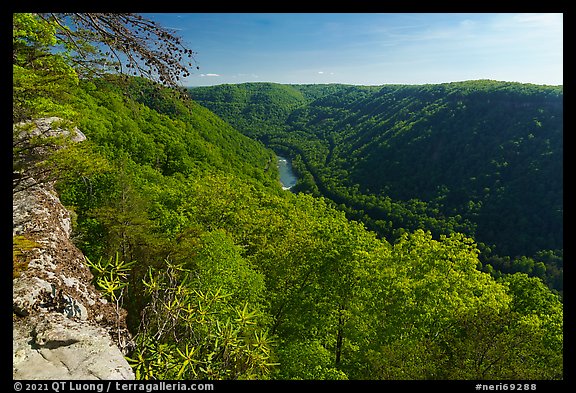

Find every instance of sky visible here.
[143,13,563,87]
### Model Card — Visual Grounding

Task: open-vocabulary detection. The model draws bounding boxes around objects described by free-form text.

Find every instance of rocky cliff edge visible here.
[12,118,135,380]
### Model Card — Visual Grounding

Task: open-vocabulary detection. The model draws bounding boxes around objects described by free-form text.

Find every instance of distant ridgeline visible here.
[190,80,563,294]
[25,75,562,379]
[15,11,563,379]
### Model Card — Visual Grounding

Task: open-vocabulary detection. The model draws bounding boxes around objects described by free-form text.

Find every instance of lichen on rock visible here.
[12,119,134,380]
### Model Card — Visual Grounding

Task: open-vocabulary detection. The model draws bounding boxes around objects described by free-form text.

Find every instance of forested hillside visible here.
[191,81,563,294]
[13,13,563,381]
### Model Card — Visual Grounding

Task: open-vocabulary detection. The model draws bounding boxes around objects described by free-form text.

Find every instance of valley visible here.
[13,12,563,380]
[191,81,563,294]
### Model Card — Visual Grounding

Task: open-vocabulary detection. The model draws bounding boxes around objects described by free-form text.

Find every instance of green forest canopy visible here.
[13,13,563,381]
[191,81,563,294]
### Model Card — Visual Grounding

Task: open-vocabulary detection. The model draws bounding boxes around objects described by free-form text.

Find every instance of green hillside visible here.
[13,13,563,381]
[191,81,563,293]
[46,79,567,379]
[189,82,308,140]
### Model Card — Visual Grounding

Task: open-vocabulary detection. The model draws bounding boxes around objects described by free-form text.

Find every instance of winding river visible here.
[277,155,298,190]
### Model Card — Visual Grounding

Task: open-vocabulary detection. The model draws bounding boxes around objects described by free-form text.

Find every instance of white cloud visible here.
[512,13,563,27]
[200,73,221,77]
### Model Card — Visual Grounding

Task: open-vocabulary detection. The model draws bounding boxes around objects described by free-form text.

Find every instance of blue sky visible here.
[143,13,563,86]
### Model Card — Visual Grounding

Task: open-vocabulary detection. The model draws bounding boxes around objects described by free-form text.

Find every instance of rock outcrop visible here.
[12,118,135,380]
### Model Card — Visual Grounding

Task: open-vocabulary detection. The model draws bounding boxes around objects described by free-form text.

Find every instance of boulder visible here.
[13,313,134,380]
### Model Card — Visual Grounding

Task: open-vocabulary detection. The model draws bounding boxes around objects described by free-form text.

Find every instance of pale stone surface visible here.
[13,313,134,380]
[13,120,134,380]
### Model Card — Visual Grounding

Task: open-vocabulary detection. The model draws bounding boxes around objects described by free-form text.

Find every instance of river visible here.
[277,155,298,190]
